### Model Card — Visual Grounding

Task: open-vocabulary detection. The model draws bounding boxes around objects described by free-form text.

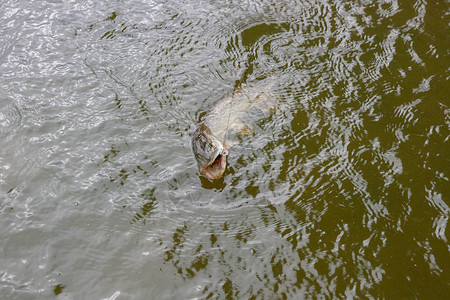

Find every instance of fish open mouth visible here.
[202,153,227,180]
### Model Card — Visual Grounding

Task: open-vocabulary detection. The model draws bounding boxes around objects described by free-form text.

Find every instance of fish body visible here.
[192,78,278,179]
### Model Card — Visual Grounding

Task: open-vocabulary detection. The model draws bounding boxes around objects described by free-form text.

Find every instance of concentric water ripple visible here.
[0,0,448,298]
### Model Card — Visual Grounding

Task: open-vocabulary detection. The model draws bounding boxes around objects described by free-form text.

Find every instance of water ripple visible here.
[0,98,22,136]
[0,0,448,298]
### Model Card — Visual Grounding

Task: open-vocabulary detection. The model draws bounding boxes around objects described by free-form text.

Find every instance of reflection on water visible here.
[0,0,449,298]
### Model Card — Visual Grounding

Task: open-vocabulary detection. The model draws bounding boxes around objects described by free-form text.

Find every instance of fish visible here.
[191,73,278,180]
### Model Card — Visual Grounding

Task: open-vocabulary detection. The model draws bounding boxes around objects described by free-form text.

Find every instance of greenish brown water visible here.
[0,0,449,298]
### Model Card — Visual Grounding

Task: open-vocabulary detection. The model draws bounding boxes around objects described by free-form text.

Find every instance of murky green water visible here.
[1,0,449,298]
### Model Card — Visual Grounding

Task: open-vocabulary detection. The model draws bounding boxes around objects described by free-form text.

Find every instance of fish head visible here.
[191,124,228,180]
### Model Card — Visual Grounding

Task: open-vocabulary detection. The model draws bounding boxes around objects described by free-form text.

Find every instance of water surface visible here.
[0,0,449,298]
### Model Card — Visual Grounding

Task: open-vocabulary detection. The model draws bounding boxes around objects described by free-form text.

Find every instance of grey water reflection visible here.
[0,0,449,298]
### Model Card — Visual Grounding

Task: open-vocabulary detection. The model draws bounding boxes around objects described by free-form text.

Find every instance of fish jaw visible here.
[192,124,222,168]
[201,153,227,180]
[192,123,230,179]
